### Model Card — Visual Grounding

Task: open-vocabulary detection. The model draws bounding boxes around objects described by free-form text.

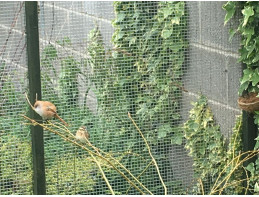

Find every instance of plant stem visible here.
[128,112,167,195]
[89,153,115,195]
[22,115,151,195]
[125,161,153,194]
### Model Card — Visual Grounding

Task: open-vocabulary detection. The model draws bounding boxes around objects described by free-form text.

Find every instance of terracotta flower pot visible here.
[238,92,259,112]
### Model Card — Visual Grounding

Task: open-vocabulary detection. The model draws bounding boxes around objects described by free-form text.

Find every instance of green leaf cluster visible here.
[86,1,187,194]
[0,135,32,194]
[223,1,259,193]
[183,95,243,194]
[46,153,96,195]
[223,2,259,94]
[111,1,187,146]
[183,95,226,193]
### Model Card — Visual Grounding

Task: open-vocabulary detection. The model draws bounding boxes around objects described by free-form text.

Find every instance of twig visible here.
[76,129,153,195]
[22,115,150,195]
[218,151,242,195]
[128,112,167,195]
[23,97,152,194]
[89,152,115,195]
[125,161,153,194]
[25,92,35,110]
[211,174,258,195]
[243,166,249,195]
[80,134,114,194]
[198,178,204,195]
[210,150,259,194]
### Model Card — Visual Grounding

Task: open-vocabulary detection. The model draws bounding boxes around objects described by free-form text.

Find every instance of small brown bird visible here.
[75,126,90,143]
[34,100,69,127]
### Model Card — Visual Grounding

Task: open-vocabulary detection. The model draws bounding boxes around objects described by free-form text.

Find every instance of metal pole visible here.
[241,62,258,194]
[25,2,46,194]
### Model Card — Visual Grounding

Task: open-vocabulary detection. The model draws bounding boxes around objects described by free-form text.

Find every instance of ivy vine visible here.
[183,95,243,194]
[86,1,187,194]
[223,1,259,194]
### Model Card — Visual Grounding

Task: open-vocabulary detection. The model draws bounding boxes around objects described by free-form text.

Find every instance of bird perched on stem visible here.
[24,93,69,127]
[75,126,90,143]
[34,100,69,127]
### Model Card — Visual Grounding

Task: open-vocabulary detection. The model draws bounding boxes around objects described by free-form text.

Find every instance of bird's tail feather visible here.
[54,114,69,127]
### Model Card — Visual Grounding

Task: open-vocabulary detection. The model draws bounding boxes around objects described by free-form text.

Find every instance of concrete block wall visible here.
[170,1,243,188]
[38,1,242,132]
[183,1,242,136]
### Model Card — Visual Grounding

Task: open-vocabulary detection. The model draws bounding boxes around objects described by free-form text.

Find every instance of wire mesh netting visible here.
[0,1,32,194]
[0,1,245,195]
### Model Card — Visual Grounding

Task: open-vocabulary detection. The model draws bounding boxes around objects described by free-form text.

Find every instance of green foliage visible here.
[223,1,259,193]
[112,2,186,136]
[0,135,32,194]
[223,1,259,94]
[183,95,226,193]
[225,115,243,194]
[85,1,187,194]
[59,55,80,107]
[0,1,187,194]
[46,153,96,195]
[183,95,243,194]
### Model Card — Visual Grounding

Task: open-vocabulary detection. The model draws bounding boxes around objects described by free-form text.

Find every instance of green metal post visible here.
[241,62,258,194]
[242,111,258,194]
[25,2,46,194]
[242,112,258,166]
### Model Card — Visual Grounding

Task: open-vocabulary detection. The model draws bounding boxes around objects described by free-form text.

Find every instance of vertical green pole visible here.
[25,2,46,195]
[241,63,258,194]
[242,112,258,166]
[242,111,257,194]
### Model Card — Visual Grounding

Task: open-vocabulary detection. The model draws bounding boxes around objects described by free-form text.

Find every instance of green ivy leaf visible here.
[242,6,254,27]
[199,146,205,155]
[189,121,199,131]
[158,124,171,138]
[240,68,253,84]
[246,162,255,176]
[163,7,173,18]
[251,69,259,86]
[239,81,250,95]
[246,43,255,58]
[254,140,259,150]
[116,13,126,22]
[161,29,173,39]
[252,53,259,63]
[171,134,183,145]
[228,28,237,42]
[242,27,254,46]
[171,17,180,25]
[223,1,237,25]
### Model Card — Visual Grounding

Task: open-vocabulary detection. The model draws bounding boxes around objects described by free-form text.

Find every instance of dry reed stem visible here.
[24,93,152,194]
[217,151,242,195]
[22,114,152,195]
[76,129,153,195]
[25,92,35,110]
[128,112,167,195]
[81,134,114,194]
[198,178,204,195]
[126,161,153,194]
[210,150,259,195]
[87,151,115,194]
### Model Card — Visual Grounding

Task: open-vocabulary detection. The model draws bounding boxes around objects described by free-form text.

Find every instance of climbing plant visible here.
[183,95,243,194]
[86,1,187,194]
[223,1,259,194]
